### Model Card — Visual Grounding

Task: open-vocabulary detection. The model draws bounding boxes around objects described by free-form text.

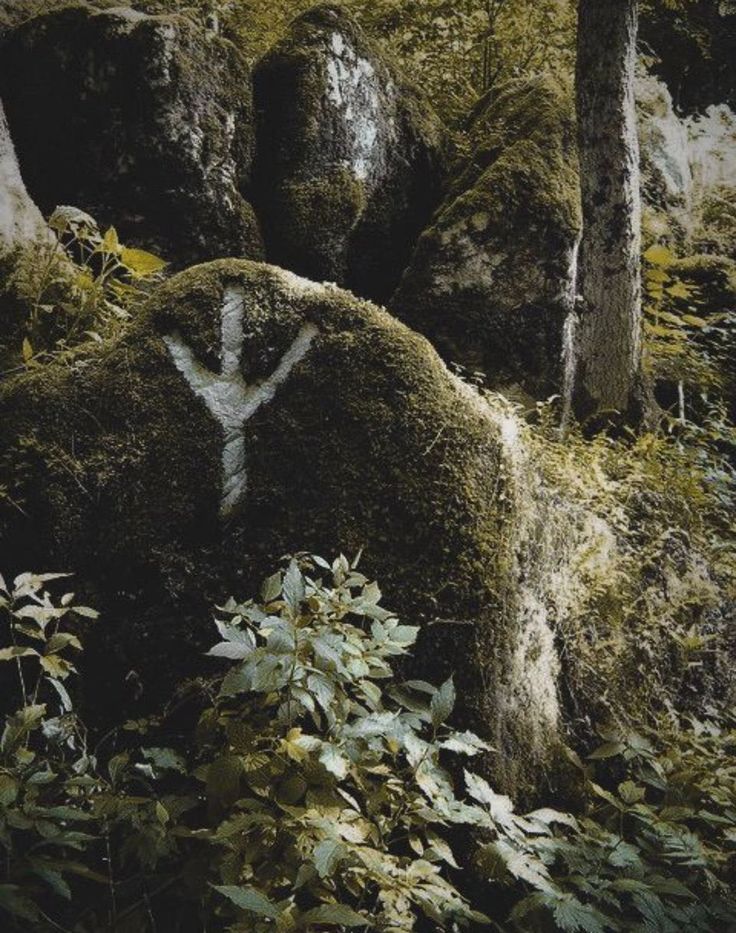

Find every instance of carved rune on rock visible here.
[164,285,317,515]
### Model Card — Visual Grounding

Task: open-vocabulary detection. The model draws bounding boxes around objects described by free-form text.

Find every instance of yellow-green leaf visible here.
[667,280,692,300]
[120,247,167,278]
[644,244,675,266]
[682,314,708,327]
[102,226,121,254]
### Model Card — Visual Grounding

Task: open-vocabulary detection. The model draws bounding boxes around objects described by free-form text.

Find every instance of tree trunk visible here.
[570,0,644,423]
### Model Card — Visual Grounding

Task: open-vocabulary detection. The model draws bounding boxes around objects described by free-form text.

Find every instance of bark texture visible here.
[571,0,643,422]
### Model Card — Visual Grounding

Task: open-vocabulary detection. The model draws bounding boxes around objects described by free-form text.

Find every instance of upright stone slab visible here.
[391,76,582,399]
[0,259,558,795]
[0,98,46,257]
[0,4,263,267]
[253,4,448,303]
[0,96,51,362]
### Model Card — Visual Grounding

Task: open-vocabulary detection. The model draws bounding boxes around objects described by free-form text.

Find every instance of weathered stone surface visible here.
[0,259,563,794]
[0,96,52,363]
[253,4,448,303]
[0,3,263,267]
[391,75,581,399]
[0,97,46,257]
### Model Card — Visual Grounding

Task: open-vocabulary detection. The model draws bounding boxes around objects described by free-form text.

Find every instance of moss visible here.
[391,74,581,398]
[1,258,568,794]
[263,169,367,286]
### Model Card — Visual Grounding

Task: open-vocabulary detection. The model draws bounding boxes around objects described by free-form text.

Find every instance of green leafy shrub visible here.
[2,558,735,931]
[10,205,166,365]
[477,713,736,931]
[0,570,102,925]
[183,554,492,930]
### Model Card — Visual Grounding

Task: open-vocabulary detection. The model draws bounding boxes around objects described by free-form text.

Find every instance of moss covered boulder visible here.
[0,3,263,267]
[252,4,448,304]
[0,259,564,794]
[391,75,582,399]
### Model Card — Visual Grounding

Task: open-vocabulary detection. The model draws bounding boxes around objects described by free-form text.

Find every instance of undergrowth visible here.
[1,557,734,931]
[7,206,166,369]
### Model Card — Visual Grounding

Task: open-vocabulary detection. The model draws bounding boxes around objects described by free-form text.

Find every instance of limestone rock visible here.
[0,3,263,267]
[391,75,582,399]
[0,97,46,257]
[0,96,52,362]
[253,4,448,303]
[0,259,562,793]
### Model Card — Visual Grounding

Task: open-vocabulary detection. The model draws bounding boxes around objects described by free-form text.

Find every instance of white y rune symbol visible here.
[163,285,317,515]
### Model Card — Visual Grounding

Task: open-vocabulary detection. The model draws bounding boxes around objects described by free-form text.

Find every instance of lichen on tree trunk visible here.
[570,0,644,423]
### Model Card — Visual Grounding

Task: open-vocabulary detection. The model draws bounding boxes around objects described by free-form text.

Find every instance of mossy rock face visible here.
[0,3,263,267]
[391,75,582,399]
[0,258,561,792]
[252,4,449,304]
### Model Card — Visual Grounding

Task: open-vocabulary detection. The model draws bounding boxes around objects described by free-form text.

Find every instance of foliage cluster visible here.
[524,388,734,742]
[1,558,735,932]
[8,206,166,367]
[643,244,736,429]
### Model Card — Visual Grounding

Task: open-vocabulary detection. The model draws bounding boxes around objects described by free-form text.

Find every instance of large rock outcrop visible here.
[253,4,448,303]
[391,75,581,399]
[0,259,561,795]
[0,4,263,267]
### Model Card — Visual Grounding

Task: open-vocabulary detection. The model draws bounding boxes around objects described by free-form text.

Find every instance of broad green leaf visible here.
[551,893,607,933]
[464,770,514,825]
[142,747,187,774]
[301,903,367,926]
[120,246,166,277]
[283,560,305,612]
[644,244,674,266]
[313,839,345,879]
[0,773,19,806]
[440,730,491,756]
[102,226,120,254]
[261,572,282,604]
[431,677,456,726]
[0,646,38,662]
[213,885,280,919]
[1,704,46,753]
[206,755,242,804]
[320,743,349,780]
